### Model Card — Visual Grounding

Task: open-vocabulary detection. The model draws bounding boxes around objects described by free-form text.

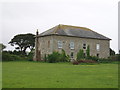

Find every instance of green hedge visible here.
[2,52,23,61]
[2,51,34,61]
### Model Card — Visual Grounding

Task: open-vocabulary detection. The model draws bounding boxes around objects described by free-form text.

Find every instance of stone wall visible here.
[35,35,110,60]
[52,35,110,59]
[37,36,53,59]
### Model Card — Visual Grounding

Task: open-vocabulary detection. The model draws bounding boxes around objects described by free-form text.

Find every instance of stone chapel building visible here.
[34,24,111,61]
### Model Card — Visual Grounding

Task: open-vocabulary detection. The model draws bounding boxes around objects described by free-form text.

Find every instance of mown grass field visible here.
[2,61,118,88]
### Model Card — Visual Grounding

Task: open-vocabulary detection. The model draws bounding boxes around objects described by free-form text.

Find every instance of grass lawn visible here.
[2,61,118,88]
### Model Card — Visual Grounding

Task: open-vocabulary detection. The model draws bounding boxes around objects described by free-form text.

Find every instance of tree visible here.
[0,43,6,52]
[9,33,35,54]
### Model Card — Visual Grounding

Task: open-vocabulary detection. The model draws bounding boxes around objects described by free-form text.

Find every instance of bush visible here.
[118,54,120,61]
[47,50,70,63]
[96,58,116,63]
[77,45,91,60]
[78,60,97,63]
[26,51,34,61]
[2,52,23,61]
[86,45,90,58]
[3,50,25,56]
[77,49,84,60]
[85,56,118,63]
[76,47,119,63]
[108,54,120,61]
[88,56,99,61]
[98,59,111,63]
[72,59,97,65]
[60,49,70,62]
[72,60,79,65]
[44,54,47,62]
[47,51,61,63]
[2,51,34,61]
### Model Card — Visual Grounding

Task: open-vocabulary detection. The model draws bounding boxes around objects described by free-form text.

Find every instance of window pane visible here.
[70,42,74,49]
[96,44,100,51]
[58,41,62,48]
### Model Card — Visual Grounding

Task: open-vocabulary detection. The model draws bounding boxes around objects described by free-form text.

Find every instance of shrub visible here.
[44,54,47,62]
[77,45,90,60]
[108,54,120,61]
[78,60,97,64]
[2,51,34,61]
[72,59,97,65]
[60,49,70,62]
[85,56,117,63]
[77,49,84,60]
[2,52,23,61]
[98,59,111,63]
[47,51,61,63]
[3,50,24,56]
[88,56,99,61]
[72,60,79,65]
[86,45,90,58]
[118,54,120,61]
[47,50,70,63]
[26,51,34,61]
[96,58,116,63]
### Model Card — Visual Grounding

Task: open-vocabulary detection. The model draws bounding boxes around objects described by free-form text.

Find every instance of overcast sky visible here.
[0,0,119,53]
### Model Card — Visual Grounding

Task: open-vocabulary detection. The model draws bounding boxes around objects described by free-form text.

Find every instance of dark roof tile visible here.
[39,24,111,40]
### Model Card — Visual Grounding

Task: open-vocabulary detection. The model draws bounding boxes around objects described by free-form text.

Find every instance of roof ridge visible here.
[52,24,62,34]
[58,24,92,31]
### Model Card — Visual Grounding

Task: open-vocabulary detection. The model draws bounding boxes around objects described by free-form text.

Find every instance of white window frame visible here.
[96,44,100,51]
[70,42,74,49]
[58,41,63,49]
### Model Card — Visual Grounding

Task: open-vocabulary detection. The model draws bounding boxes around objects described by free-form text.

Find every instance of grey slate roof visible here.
[39,24,111,40]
